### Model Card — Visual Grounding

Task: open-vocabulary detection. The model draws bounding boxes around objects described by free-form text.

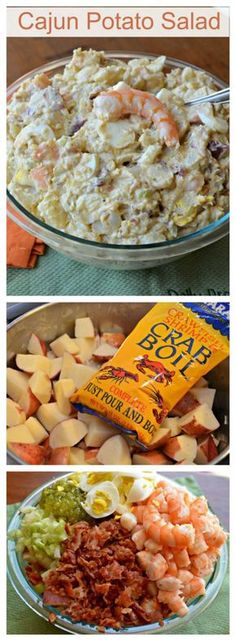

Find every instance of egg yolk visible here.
[87,473,113,487]
[91,491,112,514]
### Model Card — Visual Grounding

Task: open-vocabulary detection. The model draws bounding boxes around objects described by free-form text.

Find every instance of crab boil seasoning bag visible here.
[71,303,229,447]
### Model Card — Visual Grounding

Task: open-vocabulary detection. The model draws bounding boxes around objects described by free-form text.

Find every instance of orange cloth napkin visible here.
[7,218,46,268]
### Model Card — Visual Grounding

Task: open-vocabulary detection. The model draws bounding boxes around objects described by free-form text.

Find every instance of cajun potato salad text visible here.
[7,49,229,245]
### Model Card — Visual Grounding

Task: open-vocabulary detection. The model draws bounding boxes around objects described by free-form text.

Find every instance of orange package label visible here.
[71,303,229,446]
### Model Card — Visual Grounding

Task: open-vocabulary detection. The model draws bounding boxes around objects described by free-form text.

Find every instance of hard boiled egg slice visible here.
[79,472,114,492]
[127,478,155,503]
[82,481,119,518]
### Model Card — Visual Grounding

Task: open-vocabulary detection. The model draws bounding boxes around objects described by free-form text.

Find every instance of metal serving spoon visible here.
[185,87,229,107]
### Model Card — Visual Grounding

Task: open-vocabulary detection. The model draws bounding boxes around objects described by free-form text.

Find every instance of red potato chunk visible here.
[74,337,97,363]
[132,451,172,465]
[191,388,216,409]
[75,317,95,338]
[163,435,197,463]
[7,368,29,402]
[50,334,79,357]
[149,428,171,450]
[49,358,62,380]
[7,424,35,444]
[18,388,40,417]
[16,354,51,375]
[36,403,71,432]
[84,448,99,464]
[46,447,70,465]
[85,416,119,448]
[195,434,219,464]
[49,418,88,449]
[178,404,220,437]
[92,343,118,363]
[69,447,86,464]
[172,392,199,417]
[27,333,47,356]
[160,417,181,437]
[29,370,52,404]
[53,378,75,415]
[7,398,26,427]
[8,442,46,464]
[24,417,49,444]
[97,434,131,465]
[101,332,126,348]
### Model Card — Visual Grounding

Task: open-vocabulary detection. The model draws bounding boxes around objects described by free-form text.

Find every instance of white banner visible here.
[7,6,229,37]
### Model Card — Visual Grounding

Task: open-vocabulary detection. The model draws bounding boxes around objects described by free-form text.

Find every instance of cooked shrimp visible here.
[177,569,193,584]
[182,577,205,599]
[190,553,214,577]
[143,506,195,548]
[137,551,168,580]
[158,590,188,617]
[166,560,178,577]
[132,505,145,523]
[173,548,190,568]
[190,497,208,524]
[131,527,147,550]
[188,531,208,556]
[144,538,162,554]
[156,576,182,592]
[94,82,179,147]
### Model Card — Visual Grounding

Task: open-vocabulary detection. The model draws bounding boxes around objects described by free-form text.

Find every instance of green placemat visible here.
[7,237,229,296]
[7,477,229,634]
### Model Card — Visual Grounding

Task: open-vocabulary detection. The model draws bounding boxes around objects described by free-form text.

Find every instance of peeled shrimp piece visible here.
[137,551,168,580]
[93,82,179,147]
[144,538,162,554]
[132,505,145,523]
[188,531,208,555]
[158,590,188,617]
[143,506,195,548]
[182,577,206,599]
[166,560,178,577]
[156,576,182,592]
[190,496,208,526]
[131,527,147,550]
[167,496,190,525]
[177,569,193,584]
[190,552,214,577]
[173,548,191,568]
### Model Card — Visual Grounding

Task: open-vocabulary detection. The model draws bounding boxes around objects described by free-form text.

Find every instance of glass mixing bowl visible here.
[7,53,229,270]
[7,473,228,634]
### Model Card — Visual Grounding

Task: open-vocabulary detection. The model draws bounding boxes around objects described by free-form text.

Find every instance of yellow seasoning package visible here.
[71,303,229,447]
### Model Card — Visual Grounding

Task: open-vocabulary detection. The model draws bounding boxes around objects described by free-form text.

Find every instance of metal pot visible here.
[7,303,229,465]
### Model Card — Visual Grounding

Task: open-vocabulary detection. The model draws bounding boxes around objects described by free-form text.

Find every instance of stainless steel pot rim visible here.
[7,472,228,634]
[7,52,229,252]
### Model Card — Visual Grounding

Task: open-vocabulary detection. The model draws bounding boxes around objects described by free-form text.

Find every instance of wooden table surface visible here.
[7,471,229,529]
[7,36,229,85]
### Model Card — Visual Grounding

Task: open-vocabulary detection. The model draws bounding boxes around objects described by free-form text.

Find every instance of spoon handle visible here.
[185,87,229,107]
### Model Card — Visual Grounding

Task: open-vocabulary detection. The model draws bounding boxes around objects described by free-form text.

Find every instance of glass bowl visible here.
[7,473,228,634]
[7,53,229,270]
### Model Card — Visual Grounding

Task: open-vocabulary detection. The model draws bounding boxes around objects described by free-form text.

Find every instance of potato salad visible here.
[7,48,229,245]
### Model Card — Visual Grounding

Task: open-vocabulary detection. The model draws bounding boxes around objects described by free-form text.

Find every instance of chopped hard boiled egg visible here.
[127,477,155,503]
[78,472,114,492]
[82,481,119,518]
